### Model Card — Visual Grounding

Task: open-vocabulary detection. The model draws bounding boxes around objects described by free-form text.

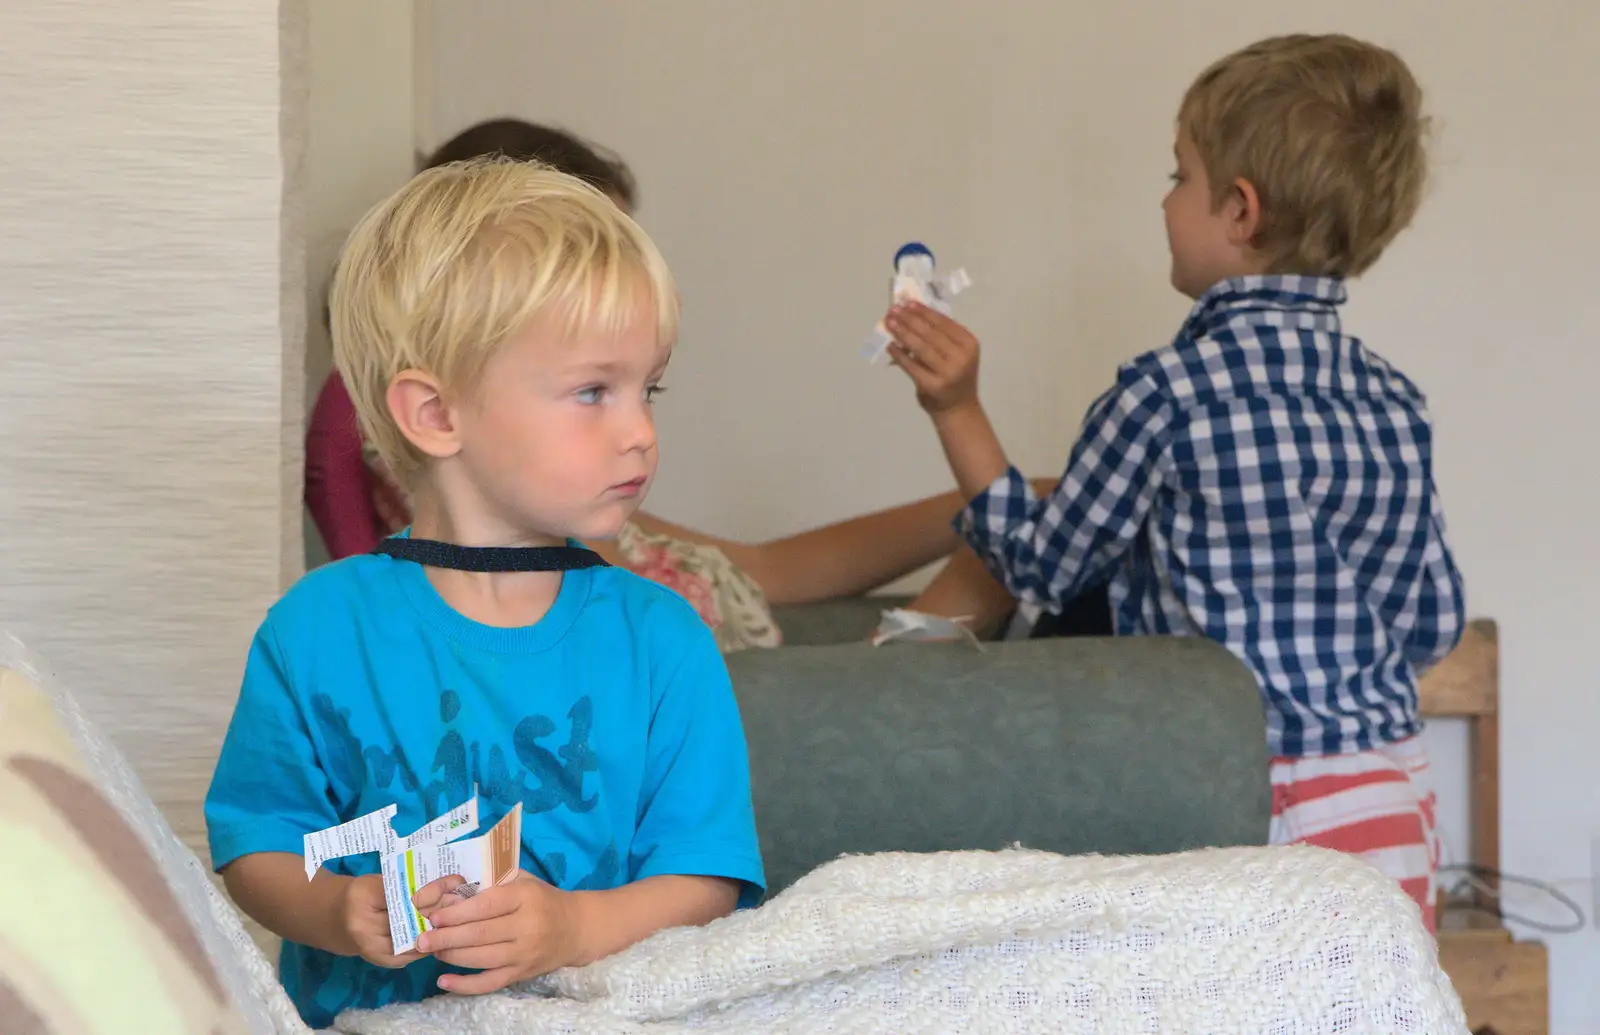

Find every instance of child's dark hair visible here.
[323,119,636,333]
[420,118,637,210]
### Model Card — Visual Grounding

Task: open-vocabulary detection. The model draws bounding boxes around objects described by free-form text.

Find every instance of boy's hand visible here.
[339,874,422,969]
[884,302,981,415]
[413,871,581,995]
[882,302,1012,499]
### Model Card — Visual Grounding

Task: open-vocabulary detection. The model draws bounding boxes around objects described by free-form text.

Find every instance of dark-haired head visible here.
[323,119,639,334]
[421,117,637,212]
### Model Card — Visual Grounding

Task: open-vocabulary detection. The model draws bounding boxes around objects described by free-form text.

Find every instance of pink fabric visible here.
[305,372,387,559]
[624,541,724,630]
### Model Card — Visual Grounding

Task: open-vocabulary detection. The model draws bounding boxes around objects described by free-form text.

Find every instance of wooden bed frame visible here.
[1418,619,1548,1035]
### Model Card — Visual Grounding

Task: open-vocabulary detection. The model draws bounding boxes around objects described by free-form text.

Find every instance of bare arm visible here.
[883,304,1012,500]
[930,402,1012,502]
[618,493,969,606]
[598,475,1065,608]
[718,493,968,605]
[899,476,1057,638]
[567,874,738,967]
[222,853,420,968]
[223,853,352,954]
[905,545,1019,640]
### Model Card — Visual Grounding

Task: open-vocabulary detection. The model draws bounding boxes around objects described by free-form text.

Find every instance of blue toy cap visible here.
[893,242,934,267]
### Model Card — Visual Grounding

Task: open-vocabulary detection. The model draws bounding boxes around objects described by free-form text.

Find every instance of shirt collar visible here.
[1180,274,1347,340]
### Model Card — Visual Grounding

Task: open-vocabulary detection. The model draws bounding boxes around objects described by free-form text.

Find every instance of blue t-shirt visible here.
[204,551,765,1028]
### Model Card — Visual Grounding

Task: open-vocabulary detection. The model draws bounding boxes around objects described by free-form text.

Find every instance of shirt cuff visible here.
[953,465,1037,557]
[634,847,768,910]
[207,817,316,873]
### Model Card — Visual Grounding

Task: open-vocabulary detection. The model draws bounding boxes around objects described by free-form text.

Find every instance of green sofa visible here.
[729,598,1272,894]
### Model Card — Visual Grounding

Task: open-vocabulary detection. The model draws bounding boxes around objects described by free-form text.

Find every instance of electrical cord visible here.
[1436,829,1587,934]
[1438,863,1587,934]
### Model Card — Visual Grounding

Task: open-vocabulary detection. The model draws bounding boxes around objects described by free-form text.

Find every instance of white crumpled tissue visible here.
[870,608,985,651]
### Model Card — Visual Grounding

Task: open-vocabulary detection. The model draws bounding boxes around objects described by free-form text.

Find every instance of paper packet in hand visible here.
[301,787,523,953]
[381,803,522,953]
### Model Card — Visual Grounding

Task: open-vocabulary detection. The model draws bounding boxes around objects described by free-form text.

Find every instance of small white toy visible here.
[863,242,972,364]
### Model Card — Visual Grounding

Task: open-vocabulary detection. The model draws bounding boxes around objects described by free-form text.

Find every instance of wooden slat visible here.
[1437,932,1548,1035]
[1424,618,1543,1033]
[1438,920,1513,941]
[1419,618,1499,717]
[1471,711,1502,893]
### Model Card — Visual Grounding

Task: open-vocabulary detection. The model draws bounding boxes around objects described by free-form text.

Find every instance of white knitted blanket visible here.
[330,844,1469,1034]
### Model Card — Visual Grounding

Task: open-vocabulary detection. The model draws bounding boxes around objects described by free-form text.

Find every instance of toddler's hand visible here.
[414,870,580,995]
[339,874,421,969]
[884,302,981,415]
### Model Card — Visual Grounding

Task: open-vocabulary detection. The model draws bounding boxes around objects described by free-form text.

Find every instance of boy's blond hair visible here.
[1179,33,1429,278]
[329,157,679,480]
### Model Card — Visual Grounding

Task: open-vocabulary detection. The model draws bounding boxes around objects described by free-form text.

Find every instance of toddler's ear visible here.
[388,370,461,461]
[1225,177,1263,249]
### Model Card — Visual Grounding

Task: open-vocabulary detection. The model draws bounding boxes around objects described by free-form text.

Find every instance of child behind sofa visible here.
[205,158,764,1027]
[882,33,1465,930]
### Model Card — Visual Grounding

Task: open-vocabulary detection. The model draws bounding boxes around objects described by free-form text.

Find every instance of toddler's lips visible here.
[611,477,647,497]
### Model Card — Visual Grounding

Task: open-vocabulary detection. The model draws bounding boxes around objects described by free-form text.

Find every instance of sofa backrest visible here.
[727,629,1270,895]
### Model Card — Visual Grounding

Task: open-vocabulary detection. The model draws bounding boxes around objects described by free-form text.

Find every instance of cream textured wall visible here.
[0,0,308,875]
[425,2,1600,1028]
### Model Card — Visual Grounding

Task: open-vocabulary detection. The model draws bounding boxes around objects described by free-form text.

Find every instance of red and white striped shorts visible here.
[1268,735,1440,931]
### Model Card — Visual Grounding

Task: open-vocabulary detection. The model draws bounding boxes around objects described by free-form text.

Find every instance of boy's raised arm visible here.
[883,302,1010,498]
[884,301,1173,608]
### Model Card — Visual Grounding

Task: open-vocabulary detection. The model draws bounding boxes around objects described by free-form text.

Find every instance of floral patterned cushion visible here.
[614,521,783,653]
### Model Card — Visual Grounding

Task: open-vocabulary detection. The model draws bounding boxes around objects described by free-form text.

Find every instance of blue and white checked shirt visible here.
[958,275,1466,758]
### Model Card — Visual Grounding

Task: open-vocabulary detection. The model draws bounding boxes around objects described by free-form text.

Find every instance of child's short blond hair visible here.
[329,157,679,480]
[1179,33,1429,278]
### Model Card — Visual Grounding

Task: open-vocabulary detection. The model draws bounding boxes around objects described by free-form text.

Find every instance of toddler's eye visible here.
[645,384,667,403]
[576,386,605,405]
